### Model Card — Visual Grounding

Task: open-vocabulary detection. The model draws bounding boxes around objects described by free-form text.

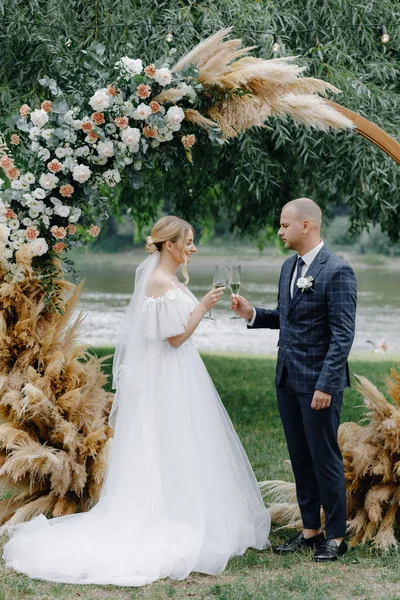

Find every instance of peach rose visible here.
[10,134,20,145]
[91,112,105,125]
[182,134,196,149]
[88,224,100,237]
[143,126,157,138]
[6,167,19,180]
[137,84,151,100]
[26,226,39,241]
[149,101,161,113]
[51,225,67,239]
[47,159,63,173]
[107,85,117,96]
[41,100,52,113]
[20,104,31,118]
[144,64,156,78]
[81,121,94,132]
[5,209,17,219]
[0,155,12,169]
[53,242,66,253]
[114,116,129,129]
[67,224,77,235]
[88,131,99,141]
[60,184,74,197]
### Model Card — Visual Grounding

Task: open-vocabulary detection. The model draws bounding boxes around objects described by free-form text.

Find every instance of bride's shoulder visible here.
[147,271,175,299]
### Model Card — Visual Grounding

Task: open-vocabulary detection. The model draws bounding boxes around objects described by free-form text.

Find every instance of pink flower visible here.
[19,104,31,118]
[10,134,20,145]
[81,121,94,132]
[6,167,19,180]
[88,131,99,142]
[41,100,52,113]
[51,225,67,240]
[0,155,12,169]
[59,184,74,198]
[5,209,17,219]
[143,126,157,138]
[67,224,76,235]
[182,134,196,149]
[53,242,66,253]
[144,64,156,78]
[114,116,129,129]
[149,101,161,113]
[47,159,63,173]
[26,226,39,241]
[137,84,151,100]
[107,85,117,96]
[88,224,100,237]
[91,112,105,125]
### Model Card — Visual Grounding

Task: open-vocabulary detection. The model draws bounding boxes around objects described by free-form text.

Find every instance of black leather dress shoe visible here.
[273,532,325,554]
[313,538,347,562]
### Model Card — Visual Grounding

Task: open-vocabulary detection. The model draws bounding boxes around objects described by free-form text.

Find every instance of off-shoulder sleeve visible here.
[144,289,194,342]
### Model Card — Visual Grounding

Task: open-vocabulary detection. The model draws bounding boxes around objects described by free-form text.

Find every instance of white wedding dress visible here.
[3,253,270,586]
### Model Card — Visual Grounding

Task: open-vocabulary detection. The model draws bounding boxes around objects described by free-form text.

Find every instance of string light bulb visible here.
[380,24,390,43]
[272,34,280,54]
[166,31,174,43]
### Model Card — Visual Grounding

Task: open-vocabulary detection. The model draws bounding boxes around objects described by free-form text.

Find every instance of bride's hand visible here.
[230,294,254,320]
[200,288,225,312]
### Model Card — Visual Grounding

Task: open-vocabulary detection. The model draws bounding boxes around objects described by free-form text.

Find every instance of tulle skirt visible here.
[3,341,270,586]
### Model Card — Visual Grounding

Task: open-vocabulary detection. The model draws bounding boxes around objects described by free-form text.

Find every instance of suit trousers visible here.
[276,367,346,539]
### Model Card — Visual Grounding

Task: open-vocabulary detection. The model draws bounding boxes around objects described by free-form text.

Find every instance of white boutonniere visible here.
[296,275,314,292]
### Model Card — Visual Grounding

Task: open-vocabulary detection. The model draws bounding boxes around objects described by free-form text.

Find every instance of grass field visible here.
[1,353,400,600]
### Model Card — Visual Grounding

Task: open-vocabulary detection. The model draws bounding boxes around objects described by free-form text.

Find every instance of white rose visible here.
[166,106,185,126]
[155,67,172,87]
[29,127,41,141]
[3,247,13,259]
[72,164,92,183]
[0,224,10,240]
[63,110,75,126]
[37,147,51,162]
[50,197,61,205]
[97,140,114,158]
[31,109,49,128]
[54,204,70,217]
[118,57,143,77]
[32,188,46,199]
[55,147,66,159]
[39,173,59,190]
[42,215,50,227]
[121,127,141,147]
[8,219,20,231]
[103,169,121,187]
[68,208,81,223]
[63,156,76,171]
[133,160,142,171]
[105,123,117,134]
[95,157,108,166]
[89,88,111,111]
[134,103,152,120]
[64,147,74,156]
[30,237,49,256]
[29,210,40,219]
[22,218,33,226]
[41,129,54,140]
[11,180,23,190]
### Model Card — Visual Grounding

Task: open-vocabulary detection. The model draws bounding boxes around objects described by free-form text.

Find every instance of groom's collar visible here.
[297,240,324,267]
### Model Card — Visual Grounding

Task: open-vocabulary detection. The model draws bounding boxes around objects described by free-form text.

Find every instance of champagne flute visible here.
[228,265,242,319]
[204,265,227,320]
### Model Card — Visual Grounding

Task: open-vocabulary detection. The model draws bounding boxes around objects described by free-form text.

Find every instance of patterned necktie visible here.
[293,256,305,296]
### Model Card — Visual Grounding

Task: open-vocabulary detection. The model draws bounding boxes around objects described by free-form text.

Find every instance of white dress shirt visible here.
[247,240,324,327]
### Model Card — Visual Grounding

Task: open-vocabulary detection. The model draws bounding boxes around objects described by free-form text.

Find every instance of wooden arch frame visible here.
[327,101,400,164]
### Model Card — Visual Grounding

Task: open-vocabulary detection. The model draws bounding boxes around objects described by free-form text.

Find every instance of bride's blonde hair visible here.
[145,215,194,283]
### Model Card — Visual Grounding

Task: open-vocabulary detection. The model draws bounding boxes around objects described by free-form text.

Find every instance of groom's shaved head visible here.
[283,198,322,226]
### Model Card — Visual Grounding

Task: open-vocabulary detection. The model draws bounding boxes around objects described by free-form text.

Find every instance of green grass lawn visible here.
[1,353,400,600]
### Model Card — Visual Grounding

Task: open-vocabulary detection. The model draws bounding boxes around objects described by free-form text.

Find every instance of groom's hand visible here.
[230,294,254,321]
[311,390,332,410]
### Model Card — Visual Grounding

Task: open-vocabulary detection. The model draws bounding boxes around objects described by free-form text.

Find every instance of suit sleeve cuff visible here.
[246,308,257,327]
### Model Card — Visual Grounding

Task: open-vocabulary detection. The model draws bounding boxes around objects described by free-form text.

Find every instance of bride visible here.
[3,215,270,586]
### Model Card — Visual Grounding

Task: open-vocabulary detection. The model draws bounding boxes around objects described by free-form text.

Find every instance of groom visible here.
[231,198,357,562]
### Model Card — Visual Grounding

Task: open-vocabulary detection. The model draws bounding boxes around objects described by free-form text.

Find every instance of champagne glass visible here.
[204,265,227,320]
[228,265,242,319]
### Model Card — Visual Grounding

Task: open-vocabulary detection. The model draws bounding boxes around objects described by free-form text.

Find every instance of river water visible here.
[73,252,400,356]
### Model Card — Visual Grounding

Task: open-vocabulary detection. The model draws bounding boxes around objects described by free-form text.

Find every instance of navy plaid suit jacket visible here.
[249,246,357,395]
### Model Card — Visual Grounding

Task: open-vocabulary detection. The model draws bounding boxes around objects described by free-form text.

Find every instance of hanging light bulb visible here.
[380,24,390,44]
[166,31,174,43]
[272,34,280,54]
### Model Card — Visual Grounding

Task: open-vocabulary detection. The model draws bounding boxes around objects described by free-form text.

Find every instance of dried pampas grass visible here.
[263,365,400,550]
[0,259,113,529]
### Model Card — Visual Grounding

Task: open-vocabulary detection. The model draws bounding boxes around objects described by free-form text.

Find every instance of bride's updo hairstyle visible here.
[145,215,194,283]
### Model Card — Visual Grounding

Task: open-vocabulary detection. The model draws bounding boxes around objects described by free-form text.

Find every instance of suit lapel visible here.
[288,246,329,314]
[281,255,297,313]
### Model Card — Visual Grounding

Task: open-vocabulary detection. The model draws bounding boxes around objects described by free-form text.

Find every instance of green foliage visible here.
[0,0,399,242]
